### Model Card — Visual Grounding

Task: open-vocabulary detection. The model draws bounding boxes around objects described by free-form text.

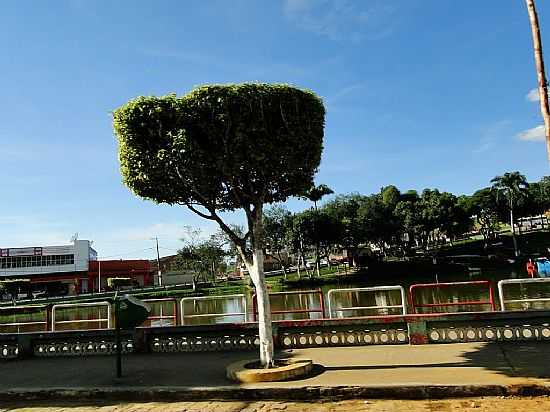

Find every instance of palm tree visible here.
[303,184,334,276]
[491,172,529,257]
[305,184,334,210]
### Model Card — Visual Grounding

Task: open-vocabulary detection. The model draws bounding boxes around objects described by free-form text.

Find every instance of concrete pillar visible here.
[407,320,429,345]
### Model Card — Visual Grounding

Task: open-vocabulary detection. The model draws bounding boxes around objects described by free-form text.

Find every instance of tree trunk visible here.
[510,207,519,257]
[482,232,488,251]
[526,0,550,164]
[315,243,321,277]
[301,250,312,278]
[275,251,287,280]
[246,248,274,367]
[241,210,274,367]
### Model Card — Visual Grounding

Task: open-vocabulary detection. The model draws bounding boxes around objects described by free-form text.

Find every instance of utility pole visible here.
[152,237,162,286]
[526,0,550,164]
[98,260,102,293]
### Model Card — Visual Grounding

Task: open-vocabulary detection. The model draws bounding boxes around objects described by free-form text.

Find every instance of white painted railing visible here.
[498,278,550,311]
[51,301,111,331]
[0,305,48,333]
[180,294,247,325]
[142,298,178,327]
[327,286,407,318]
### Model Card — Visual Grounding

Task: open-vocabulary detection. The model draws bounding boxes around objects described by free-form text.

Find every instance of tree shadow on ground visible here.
[311,341,550,382]
[459,341,550,380]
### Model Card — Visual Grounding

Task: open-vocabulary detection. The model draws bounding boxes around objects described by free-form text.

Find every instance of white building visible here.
[515,215,549,232]
[0,240,97,296]
[0,240,96,278]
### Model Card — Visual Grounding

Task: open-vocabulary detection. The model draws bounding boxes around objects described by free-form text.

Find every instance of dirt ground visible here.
[1,397,550,412]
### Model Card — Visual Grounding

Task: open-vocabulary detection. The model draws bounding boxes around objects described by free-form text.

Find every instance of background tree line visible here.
[169,172,550,276]
[262,172,550,270]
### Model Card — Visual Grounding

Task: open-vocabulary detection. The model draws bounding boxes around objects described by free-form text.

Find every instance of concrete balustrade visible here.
[2,279,550,360]
[2,309,550,360]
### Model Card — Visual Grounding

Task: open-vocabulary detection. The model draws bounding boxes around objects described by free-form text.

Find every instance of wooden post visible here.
[526,0,550,164]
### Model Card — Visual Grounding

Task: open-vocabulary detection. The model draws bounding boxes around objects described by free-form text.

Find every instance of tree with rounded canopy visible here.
[113,83,325,366]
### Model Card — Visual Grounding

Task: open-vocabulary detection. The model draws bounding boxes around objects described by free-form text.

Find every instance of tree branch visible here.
[205,206,248,251]
[184,203,215,220]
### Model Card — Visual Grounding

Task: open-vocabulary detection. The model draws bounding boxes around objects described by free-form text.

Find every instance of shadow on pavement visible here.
[460,341,550,380]
[2,342,550,391]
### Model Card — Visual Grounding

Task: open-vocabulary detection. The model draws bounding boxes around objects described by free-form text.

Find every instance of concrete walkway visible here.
[1,342,550,400]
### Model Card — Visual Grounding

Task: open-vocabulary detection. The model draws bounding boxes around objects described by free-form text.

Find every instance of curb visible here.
[226,358,313,383]
[1,384,550,402]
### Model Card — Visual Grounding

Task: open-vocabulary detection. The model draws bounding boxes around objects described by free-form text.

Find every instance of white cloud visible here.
[88,221,221,259]
[283,0,312,13]
[526,87,550,103]
[325,82,367,106]
[0,215,75,248]
[111,222,213,242]
[517,125,546,142]
[282,0,396,41]
[527,88,540,102]
[472,120,511,154]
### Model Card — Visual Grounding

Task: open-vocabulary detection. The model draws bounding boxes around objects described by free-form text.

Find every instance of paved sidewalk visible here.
[0,342,549,400]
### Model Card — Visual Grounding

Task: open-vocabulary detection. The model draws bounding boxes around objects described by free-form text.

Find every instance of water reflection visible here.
[5,270,550,329]
[268,291,324,321]
[328,289,404,318]
[181,295,247,325]
[0,307,47,333]
[411,283,494,314]
[500,282,550,311]
[142,300,177,327]
[52,305,109,331]
[185,270,550,324]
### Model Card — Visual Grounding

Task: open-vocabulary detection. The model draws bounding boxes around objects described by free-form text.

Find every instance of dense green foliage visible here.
[113,84,325,211]
[263,205,293,273]
[259,172,550,267]
[171,230,228,284]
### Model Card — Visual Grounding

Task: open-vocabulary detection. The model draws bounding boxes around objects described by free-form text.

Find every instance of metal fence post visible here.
[115,298,122,378]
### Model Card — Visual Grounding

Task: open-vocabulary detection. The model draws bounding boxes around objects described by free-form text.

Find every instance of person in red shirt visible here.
[527,259,536,278]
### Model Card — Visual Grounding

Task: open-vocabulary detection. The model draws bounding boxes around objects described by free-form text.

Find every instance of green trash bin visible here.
[113,295,151,378]
[115,295,151,329]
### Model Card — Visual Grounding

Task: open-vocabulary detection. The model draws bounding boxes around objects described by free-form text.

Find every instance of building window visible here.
[0,254,75,269]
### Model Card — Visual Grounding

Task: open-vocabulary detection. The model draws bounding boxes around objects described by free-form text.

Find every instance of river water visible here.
[4,268,550,332]
[179,268,550,325]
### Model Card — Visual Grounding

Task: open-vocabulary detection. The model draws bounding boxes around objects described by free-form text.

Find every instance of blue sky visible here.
[1,0,549,259]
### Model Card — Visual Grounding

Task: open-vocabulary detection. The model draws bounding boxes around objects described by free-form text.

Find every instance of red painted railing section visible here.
[409,280,496,314]
[252,289,326,321]
[142,298,178,327]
